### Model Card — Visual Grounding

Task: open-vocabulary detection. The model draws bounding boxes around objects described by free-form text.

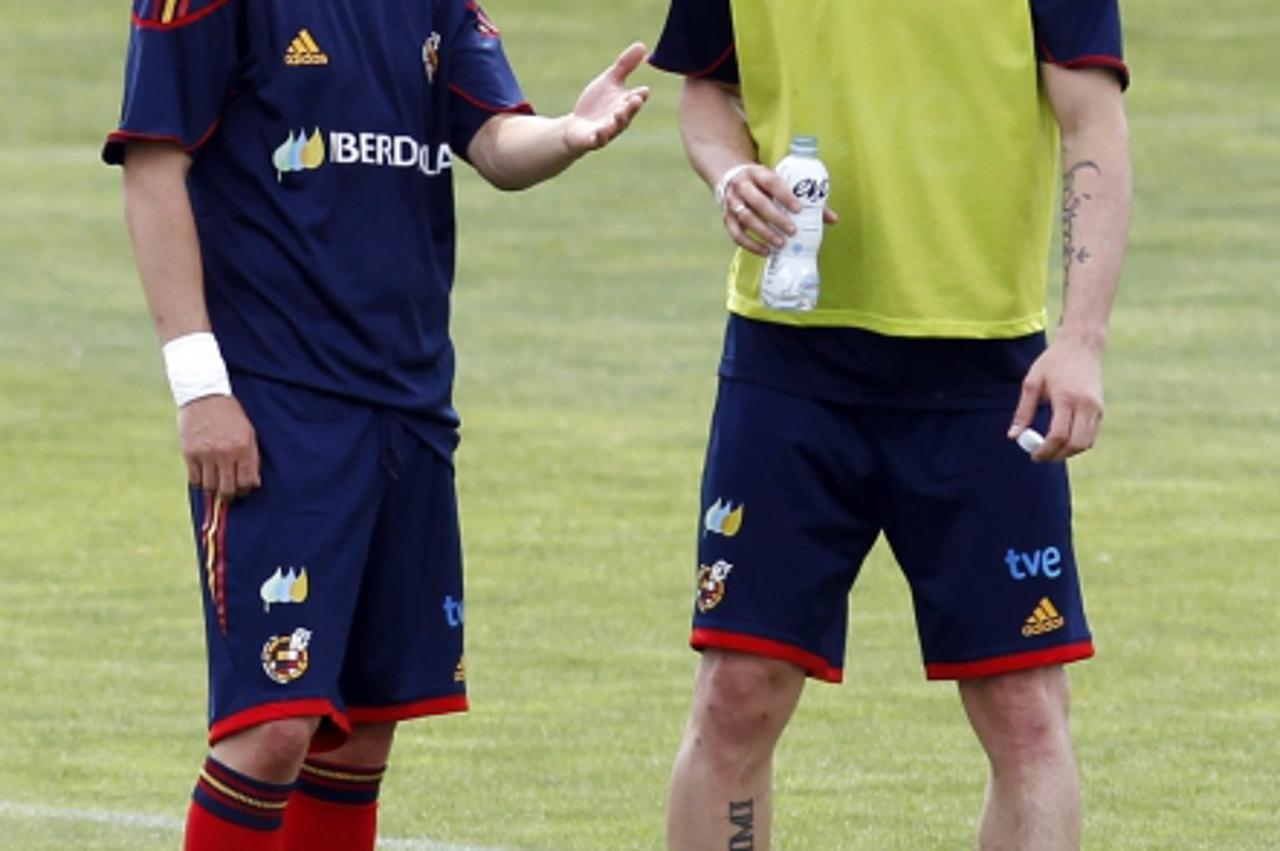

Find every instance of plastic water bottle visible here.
[760,135,829,311]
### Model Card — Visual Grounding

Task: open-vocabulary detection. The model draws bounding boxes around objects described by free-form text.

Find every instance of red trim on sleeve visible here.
[648,43,737,80]
[925,640,1094,681]
[1038,41,1130,89]
[1056,54,1129,79]
[347,694,469,723]
[104,119,223,163]
[131,0,232,31]
[691,627,843,683]
[463,0,502,39]
[447,84,533,116]
[688,43,737,79]
[208,698,350,746]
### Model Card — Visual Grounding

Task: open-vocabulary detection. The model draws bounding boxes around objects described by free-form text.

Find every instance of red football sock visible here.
[184,756,292,851]
[281,758,385,851]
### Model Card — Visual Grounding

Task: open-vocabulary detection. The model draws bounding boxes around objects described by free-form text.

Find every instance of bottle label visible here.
[760,152,829,312]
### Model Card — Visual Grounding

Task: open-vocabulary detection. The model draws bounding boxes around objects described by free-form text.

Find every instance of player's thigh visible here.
[690,379,879,683]
[340,423,467,718]
[192,373,385,745]
[877,406,1093,680]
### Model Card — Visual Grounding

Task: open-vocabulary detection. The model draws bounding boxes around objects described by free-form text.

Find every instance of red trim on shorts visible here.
[925,640,1095,681]
[213,496,229,633]
[691,628,843,683]
[208,698,349,746]
[347,694,469,723]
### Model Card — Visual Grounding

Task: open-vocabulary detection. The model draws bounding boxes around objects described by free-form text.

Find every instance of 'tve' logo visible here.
[442,595,465,628]
[1005,546,1063,580]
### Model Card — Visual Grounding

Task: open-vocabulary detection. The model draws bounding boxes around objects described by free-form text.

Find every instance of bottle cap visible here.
[790,135,819,157]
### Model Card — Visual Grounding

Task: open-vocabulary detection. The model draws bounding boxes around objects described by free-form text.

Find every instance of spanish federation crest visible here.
[261,628,312,684]
[422,32,441,83]
[696,560,734,613]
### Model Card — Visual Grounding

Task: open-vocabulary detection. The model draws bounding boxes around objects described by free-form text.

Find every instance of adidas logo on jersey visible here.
[1022,597,1065,637]
[285,29,329,66]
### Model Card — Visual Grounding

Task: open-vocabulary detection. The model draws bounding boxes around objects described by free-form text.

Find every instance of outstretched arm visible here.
[466,42,650,190]
[1009,65,1131,462]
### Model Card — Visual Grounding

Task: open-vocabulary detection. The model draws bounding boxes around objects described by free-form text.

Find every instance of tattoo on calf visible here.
[1061,160,1101,297]
[729,799,755,850]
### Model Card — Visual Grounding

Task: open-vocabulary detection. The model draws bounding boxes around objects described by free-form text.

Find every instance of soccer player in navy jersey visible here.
[650,0,1130,848]
[105,2,647,849]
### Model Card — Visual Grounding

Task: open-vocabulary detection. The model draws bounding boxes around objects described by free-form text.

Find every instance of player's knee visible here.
[692,652,800,759]
[966,668,1070,768]
[212,716,320,780]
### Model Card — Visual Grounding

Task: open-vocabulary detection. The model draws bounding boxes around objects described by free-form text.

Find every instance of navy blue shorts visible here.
[191,373,467,750]
[693,378,1093,681]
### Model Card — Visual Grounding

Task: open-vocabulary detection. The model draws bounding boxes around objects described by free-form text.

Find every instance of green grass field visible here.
[2,0,1278,848]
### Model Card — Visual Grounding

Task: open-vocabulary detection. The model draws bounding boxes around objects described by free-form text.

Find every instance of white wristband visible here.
[713,163,754,210]
[162,332,232,407]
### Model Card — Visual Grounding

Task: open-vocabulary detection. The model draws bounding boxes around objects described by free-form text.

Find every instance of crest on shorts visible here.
[696,560,734,613]
[454,655,467,683]
[422,32,441,83]
[261,628,312,684]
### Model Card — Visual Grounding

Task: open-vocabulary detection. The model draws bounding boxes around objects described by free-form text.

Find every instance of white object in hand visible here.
[760,135,829,312]
[1017,428,1045,454]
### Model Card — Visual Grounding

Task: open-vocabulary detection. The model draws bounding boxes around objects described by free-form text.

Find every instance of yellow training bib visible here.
[727,0,1059,337]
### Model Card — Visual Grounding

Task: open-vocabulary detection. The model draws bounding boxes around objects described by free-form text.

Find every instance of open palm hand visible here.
[564,42,650,154]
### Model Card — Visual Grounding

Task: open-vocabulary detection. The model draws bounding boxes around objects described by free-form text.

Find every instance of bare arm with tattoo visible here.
[1009,65,1131,462]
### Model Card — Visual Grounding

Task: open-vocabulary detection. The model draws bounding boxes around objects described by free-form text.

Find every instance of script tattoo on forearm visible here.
[1061,160,1101,300]
[729,799,755,850]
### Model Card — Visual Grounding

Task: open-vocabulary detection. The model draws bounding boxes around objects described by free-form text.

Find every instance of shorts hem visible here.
[209,698,350,747]
[347,693,469,723]
[692,627,843,683]
[925,640,1095,680]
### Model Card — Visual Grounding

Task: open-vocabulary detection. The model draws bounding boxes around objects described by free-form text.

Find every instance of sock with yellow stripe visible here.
[185,756,292,851]
[281,758,385,851]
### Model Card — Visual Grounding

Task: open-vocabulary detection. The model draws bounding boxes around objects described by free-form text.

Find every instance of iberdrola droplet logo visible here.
[272,128,326,181]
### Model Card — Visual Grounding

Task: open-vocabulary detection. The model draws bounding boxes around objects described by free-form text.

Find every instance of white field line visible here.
[0,800,512,851]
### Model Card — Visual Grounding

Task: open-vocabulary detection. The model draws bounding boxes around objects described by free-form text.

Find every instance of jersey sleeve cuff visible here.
[101,121,222,166]
[447,86,534,160]
[1038,45,1130,91]
[647,43,739,84]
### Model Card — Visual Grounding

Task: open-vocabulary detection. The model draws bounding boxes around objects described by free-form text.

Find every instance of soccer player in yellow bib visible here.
[650,1,1131,848]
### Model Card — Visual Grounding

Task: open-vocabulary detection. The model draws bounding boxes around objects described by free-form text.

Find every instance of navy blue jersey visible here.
[105,0,532,449]
[650,0,1129,89]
